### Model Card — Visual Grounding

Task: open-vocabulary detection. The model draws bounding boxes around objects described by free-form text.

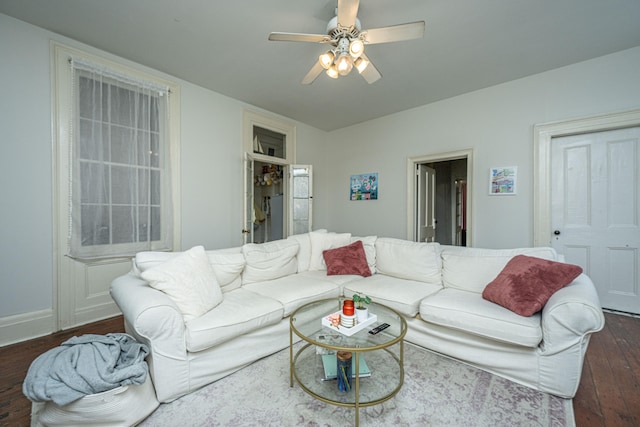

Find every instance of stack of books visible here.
[321,353,371,380]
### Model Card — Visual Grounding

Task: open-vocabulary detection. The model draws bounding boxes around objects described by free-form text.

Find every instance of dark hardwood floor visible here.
[0,316,126,427]
[1,312,638,426]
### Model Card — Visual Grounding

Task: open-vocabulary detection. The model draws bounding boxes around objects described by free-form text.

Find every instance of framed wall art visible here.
[350,173,378,200]
[489,166,517,195]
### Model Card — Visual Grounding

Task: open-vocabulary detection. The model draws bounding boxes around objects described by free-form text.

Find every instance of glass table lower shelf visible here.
[292,342,404,407]
[289,299,407,426]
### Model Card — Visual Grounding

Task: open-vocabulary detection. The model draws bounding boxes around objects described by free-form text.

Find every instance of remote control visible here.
[369,323,390,335]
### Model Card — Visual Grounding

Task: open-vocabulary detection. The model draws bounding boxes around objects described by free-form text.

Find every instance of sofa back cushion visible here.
[241,239,299,284]
[134,247,245,293]
[374,238,442,284]
[351,236,377,274]
[286,230,327,272]
[205,249,246,292]
[308,231,352,271]
[441,246,558,293]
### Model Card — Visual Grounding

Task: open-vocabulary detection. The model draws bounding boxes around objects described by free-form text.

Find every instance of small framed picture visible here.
[489,166,517,195]
[350,173,378,200]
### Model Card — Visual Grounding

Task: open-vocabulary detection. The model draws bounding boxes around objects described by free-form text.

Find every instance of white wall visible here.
[0,14,53,317]
[319,46,640,248]
[3,10,640,340]
[0,14,325,329]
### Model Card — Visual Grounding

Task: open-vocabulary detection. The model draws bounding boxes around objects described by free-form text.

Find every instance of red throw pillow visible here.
[322,240,372,277]
[482,255,582,316]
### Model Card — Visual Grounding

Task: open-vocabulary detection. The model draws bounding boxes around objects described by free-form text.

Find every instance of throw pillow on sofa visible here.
[141,245,224,321]
[323,240,372,277]
[482,255,583,316]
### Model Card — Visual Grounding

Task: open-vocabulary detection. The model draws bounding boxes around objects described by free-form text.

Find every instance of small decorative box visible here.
[321,311,378,336]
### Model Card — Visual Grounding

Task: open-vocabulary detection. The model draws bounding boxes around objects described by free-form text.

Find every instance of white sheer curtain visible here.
[68,58,173,259]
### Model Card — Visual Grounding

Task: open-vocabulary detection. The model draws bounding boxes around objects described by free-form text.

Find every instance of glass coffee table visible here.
[289,299,407,426]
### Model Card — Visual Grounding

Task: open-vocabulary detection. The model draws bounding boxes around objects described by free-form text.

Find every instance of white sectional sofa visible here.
[110,231,605,403]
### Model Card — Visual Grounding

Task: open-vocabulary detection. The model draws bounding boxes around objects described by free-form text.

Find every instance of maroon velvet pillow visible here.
[322,240,372,277]
[482,255,582,316]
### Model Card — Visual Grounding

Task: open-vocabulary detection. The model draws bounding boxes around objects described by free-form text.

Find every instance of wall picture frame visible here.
[350,173,378,200]
[489,166,517,195]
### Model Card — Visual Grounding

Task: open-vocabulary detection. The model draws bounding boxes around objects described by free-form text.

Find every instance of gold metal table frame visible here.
[289,299,407,426]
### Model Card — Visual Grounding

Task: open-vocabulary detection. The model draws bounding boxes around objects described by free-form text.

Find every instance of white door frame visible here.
[533,109,640,246]
[407,149,474,245]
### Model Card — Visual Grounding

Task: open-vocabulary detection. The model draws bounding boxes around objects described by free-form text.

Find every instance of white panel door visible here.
[416,164,436,242]
[551,127,640,314]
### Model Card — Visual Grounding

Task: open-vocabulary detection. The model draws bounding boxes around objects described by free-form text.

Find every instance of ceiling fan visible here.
[268,0,425,84]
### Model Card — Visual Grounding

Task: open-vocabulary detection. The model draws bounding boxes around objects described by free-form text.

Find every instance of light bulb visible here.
[354,57,369,73]
[349,39,364,57]
[326,65,339,79]
[319,51,334,69]
[336,53,353,76]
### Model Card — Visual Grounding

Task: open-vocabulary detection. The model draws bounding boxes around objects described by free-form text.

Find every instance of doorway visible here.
[252,161,285,243]
[534,109,640,315]
[407,150,473,246]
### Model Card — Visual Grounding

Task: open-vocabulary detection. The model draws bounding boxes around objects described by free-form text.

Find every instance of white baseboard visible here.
[0,309,55,347]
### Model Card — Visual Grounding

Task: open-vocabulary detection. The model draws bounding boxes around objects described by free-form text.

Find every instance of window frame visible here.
[53,42,181,260]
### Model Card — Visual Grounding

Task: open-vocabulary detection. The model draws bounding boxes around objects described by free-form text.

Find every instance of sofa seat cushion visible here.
[242,275,341,316]
[344,274,442,317]
[185,288,284,352]
[419,288,542,347]
[441,246,558,293]
[297,270,361,286]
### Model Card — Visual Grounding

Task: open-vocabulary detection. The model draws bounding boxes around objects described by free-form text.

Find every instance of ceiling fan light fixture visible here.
[336,52,353,76]
[319,51,335,69]
[354,56,369,73]
[326,65,339,79]
[349,39,364,57]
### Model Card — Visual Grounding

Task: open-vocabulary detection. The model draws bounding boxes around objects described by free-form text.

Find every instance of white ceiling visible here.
[2,0,640,131]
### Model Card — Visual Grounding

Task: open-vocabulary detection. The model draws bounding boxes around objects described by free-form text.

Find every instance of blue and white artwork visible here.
[350,173,378,200]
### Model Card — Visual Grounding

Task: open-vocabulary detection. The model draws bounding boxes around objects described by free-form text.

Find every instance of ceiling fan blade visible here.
[268,32,331,43]
[301,61,325,85]
[362,21,425,45]
[359,53,381,84]
[337,0,360,28]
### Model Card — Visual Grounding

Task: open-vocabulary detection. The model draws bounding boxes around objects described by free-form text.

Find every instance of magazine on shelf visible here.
[321,353,371,380]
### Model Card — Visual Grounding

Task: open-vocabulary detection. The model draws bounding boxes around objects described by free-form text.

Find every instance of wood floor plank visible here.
[589,318,638,427]
[605,314,640,426]
[574,357,605,427]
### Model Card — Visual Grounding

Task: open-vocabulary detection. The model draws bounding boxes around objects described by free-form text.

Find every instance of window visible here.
[61,53,179,259]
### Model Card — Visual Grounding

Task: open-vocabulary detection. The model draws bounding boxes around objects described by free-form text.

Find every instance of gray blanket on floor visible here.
[23,333,149,406]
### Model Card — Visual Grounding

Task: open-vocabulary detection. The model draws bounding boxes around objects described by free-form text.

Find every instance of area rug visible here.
[139,342,575,427]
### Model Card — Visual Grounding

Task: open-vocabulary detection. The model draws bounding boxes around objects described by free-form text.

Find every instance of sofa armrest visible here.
[110,272,190,402]
[540,273,605,355]
[110,272,187,353]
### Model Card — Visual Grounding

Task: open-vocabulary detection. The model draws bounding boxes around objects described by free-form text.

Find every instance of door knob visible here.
[553,230,561,235]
